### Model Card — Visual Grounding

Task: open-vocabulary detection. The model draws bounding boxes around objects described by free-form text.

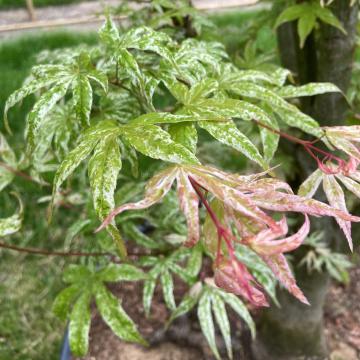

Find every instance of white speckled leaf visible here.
[73,75,92,126]
[69,291,92,357]
[97,263,146,282]
[211,292,232,359]
[0,194,23,236]
[199,120,265,168]
[161,269,176,310]
[198,289,220,360]
[218,290,256,338]
[95,282,147,345]
[52,284,80,321]
[121,125,199,165]
[130,112,194,126]
[168,123,198,154]
[298,169,323,198]
[277,83,341,98]
[27,78,72,152]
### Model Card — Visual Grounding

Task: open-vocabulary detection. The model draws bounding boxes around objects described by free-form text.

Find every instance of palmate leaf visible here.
[0,193,23,237]
[275,2,345,48]
[54,264,147,356]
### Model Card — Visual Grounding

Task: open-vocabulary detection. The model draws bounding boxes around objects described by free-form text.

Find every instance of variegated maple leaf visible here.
[97,164,360,306]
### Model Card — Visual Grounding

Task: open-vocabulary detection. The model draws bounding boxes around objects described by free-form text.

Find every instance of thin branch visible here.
[0,161,49,186]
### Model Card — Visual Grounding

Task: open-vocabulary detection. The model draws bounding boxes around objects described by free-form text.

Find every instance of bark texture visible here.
[253,1,358,359]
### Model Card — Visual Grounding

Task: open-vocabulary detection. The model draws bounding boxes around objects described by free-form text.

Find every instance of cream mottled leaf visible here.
[130,112,194,126]
[336,174,360,199]
[27,78,72,152]
[99,16,119,48]
[121,125,199,165]
[143,278,157,317]
[199,120,265,168]
[0,194,23,236]
[161,269,176,310]
[73,75,92,126]
[219,291,256,338]
[168,293,199,324]
[298,169,323,198]
[94,282,147,345]
[69,291,91,357]
[198,289,220,360]
[52,285,80,321]
[97,263,146,282]
[277,83,341,98]
[168,123,198,154]
[211,292,232,359]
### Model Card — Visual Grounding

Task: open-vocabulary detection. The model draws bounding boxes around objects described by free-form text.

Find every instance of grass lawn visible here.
[0,0,93,9]
[0,31,97,360]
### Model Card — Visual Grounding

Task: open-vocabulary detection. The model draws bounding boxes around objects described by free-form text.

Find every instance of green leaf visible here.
[185,244,203,278]
[4,76,60,129]
[211,291,232,360]
[219,292,255,339]
[69,291,92,357]
[99,16,119,48]
[0,194,23,237]
[199,120,266,168]
[277,83,341,98]
[143,278,157,317]
[73,74,92,126]
[274,4,307,28]
[63,264,92,283]
[198,289,220,360]
[64,219,91,249]
[52,135,99,207]
[168,292,199,325]
[27,78,72,152]
[94,283,147,345]
[120,26,174,64]
[88,135,122,218]
[160,269,176,310]
[130,112,194,126]
[315,4,346,33]
[121,125,199,165]
[97,263,146,282]
[52,285,80,321]
[168,123,198,154]
[298,13,316,48]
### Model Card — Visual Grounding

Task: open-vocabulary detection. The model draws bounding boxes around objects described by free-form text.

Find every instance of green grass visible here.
[0,0,93,9]
[0,31,96,360]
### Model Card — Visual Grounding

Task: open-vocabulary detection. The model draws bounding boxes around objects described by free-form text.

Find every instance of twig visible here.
[0,161,49,186]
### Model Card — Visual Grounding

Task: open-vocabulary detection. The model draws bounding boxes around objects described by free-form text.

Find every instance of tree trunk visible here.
[253,1,358,359]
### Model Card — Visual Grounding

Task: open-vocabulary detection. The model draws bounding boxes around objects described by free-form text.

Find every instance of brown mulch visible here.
[74,264,360,360]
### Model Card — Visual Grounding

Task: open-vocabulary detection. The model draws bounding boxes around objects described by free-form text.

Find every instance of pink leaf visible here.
[247,215,310,256]
[96,167,178,232]
[323,175,353,251]
[262,254,309,305]
[214,257,269,307]
[176,169,200,247]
